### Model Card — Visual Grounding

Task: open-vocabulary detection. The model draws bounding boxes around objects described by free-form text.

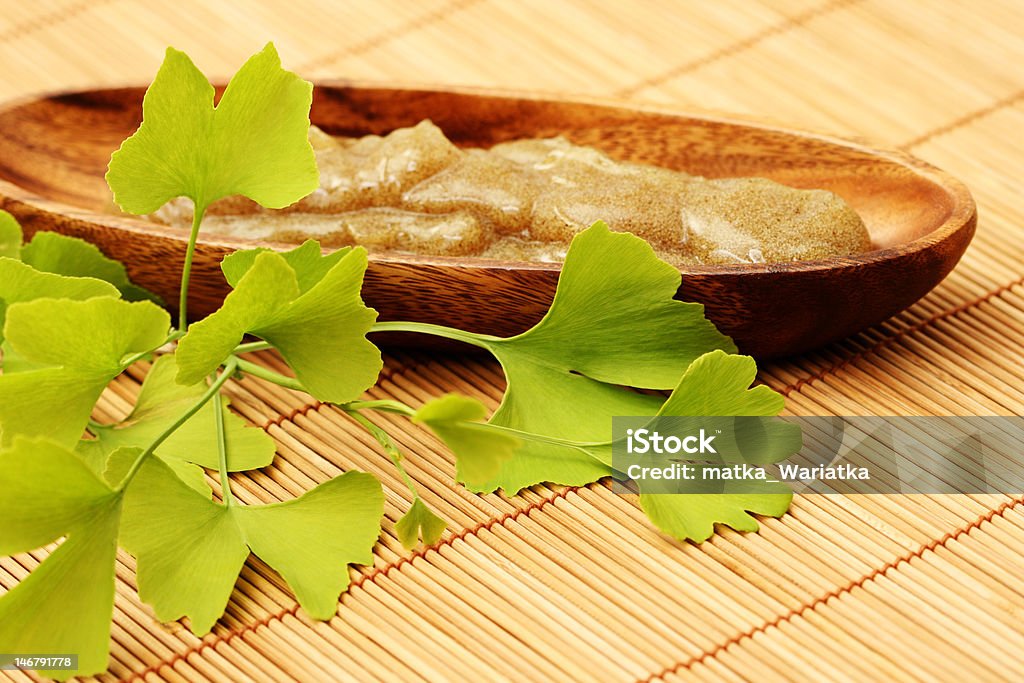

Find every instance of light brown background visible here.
[1,1,1023,681]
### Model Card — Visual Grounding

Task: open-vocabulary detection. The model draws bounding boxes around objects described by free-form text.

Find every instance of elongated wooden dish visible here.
[0,85,975,357]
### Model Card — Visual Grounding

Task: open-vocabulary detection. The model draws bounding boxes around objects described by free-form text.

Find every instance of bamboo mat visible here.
[2,1,1024,681]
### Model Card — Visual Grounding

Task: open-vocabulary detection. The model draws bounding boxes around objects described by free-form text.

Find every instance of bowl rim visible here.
[0,81,977,277]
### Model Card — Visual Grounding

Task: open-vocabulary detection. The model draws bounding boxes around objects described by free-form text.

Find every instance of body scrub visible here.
[150,121,871,265]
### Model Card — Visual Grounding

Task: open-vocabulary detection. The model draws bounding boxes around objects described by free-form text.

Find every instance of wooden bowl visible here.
[0,85,976,358]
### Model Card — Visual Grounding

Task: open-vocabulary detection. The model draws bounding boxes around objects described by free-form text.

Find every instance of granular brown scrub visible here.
[149,120,871,265]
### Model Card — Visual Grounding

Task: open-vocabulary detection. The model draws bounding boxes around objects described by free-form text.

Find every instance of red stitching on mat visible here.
[779,274,1024,397]
[637,496,1024,683]
[259,401,323,430]
[255,363,401,430]
[617,0,862,97]
[902,89,1024,148]
[776,91,1024,398]
[118,485,582,682]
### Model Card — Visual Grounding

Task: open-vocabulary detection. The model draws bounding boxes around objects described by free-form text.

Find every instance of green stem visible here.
[344,391,607,465]
[212,374,234,507]
[342,397,603,449]
[346,409,419,498]
[369,321,497,348]
[341,399,416,417]
[234,340,272,354]
[459,420,614,468]
[178,205,207,331]
[115,357,238,492]
[234,357,306,392]
[119,329,185,369]
[477,421,611,449]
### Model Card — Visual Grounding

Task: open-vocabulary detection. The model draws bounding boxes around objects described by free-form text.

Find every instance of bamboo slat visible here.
[2,1,1023,681]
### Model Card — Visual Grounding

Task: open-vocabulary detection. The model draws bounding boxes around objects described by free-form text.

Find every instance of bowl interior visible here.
[0,86,957,255]
[0,86,976,358]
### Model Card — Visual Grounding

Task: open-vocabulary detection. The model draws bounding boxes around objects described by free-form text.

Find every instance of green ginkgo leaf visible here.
[637,351,798,542]
[412,393,520,486]
[0,258,119,344]
[395,498,448,549]
[220,239,350,293]
[176,246,380,403]
[0,209,21,259]
[88,355,275,477]
[21,231,160,303]
[0,297,169,448]
[111,450,383,635]
[106,42,318,218]
[0,437,126,680]
[450,223,735,493]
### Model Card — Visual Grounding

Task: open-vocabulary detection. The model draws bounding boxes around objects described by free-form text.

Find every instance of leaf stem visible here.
[234,340,272,354]
[178,205,207,331]
[346,409,419,499]
[464,421,615,468]
[478,421,611,449]
[341,399,416,416]
[229,353,422,495]
[234,357,306,392]
[340,396,607,452]
[369,321,498,348]
[115,357,238,492]
[212,375,234,507]
[119,329,185,369]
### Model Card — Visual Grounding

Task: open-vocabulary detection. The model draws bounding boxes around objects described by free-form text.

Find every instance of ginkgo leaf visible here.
[112,450,383,635]
[220,239,350,293]
[638,489,792,543]
[495,222,736,388]
[86,436,209,498]
[0,209,21,259]
[651,351,802,464]
[412,393,520,486]
[454,224,734,492]
[235,473,383,619]
[0,438,126,680]
[74,440,113,478]
[657,351,787,416]
[0,438,121,555]
[0,298,169,448]
[395,498,448,549]
[106,42,318,217]
[0,258,119,343]
[21,231,160,302]
[177,251,296,385]
[405,225,797,541]
[89,355,275,476]
[176,247,380,402]
[636,351,799,542]
[108,450,248,635]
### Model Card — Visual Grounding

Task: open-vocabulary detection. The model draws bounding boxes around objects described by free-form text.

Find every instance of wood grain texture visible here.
[0,84,975,357]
